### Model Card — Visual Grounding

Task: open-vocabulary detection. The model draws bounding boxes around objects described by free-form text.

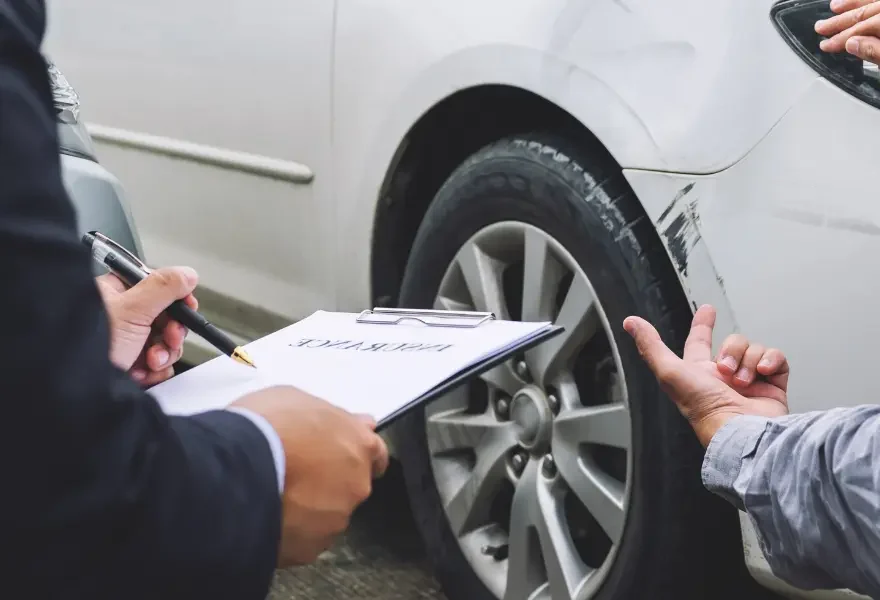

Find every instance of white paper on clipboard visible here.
[149,308,560,426]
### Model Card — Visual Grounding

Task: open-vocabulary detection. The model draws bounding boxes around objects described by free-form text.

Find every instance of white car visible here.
[46,1,874,598]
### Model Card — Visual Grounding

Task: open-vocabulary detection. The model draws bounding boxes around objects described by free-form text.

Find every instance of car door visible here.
[44,0,336,325]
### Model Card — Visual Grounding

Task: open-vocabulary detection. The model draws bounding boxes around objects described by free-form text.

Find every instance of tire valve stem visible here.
[480,544,510,561]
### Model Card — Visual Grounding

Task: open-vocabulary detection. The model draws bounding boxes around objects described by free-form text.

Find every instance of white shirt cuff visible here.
[226,406,285,494]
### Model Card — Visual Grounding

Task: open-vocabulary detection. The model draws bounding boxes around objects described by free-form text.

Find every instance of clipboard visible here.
[151,307,565,426]
[356,308,565,431]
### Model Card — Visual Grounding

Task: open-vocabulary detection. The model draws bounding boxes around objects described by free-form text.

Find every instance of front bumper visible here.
[60,152,143,260]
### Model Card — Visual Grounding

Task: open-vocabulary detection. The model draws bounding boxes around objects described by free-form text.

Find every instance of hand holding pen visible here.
[83,232,256,375]
[95,264,201,385]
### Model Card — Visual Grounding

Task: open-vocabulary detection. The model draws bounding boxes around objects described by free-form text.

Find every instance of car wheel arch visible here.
[369,85,669,312]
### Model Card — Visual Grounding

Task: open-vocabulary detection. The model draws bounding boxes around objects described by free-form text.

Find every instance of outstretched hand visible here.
[623,305,790,447]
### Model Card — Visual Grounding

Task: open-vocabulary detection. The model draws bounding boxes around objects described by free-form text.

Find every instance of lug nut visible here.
[542,454,557,478]
[548,394,560,414]
[515,359,529,380]
[511,452,527,475]
[495,397,510,419]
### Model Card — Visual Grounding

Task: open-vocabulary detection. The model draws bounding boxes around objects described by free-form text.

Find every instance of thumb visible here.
[123,267,199,324]
[622,316,684,387]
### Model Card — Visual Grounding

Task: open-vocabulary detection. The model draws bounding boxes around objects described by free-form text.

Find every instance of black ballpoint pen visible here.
[81,231,256,368]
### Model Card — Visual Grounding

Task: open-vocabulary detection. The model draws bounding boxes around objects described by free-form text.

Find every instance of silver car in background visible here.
[48,60,142,261]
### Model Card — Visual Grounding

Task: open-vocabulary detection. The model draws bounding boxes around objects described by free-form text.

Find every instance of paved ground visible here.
[268,465,447,600]
[264,465,782,600]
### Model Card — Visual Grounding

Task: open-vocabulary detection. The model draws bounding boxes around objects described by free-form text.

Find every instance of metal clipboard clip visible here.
[356,307,496,328]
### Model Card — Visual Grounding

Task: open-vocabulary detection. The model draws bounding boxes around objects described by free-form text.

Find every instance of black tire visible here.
[395,134,749,599]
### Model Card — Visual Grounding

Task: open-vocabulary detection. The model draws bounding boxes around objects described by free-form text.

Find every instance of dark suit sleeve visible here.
[0,3,280,598]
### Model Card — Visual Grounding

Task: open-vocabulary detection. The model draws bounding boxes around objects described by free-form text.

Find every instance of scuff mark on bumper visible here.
[658,183,702,278]
[663,211,701,278]
[653,182,730,314]
[623,169,738,344]
[658,182,695,223]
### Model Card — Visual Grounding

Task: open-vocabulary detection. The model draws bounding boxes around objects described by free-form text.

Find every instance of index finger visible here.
[682,305,717,362]
[819,12,880,52]
[816,2,880,38]
[829,0,879,15]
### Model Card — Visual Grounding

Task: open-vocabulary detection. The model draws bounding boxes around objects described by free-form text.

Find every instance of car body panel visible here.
[625,77,880,599]
[627,77,880,418]
[61,151,142,261]
[45,0,336,322]
[43,1,871,597]
[739,513,867,599]
[46,0,817,321]
[332,0,818,312]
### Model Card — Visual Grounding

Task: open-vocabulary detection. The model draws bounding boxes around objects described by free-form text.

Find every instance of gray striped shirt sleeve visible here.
[701,406,880,597]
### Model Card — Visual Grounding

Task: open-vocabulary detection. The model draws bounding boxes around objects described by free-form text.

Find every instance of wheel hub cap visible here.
[510,385,553,452]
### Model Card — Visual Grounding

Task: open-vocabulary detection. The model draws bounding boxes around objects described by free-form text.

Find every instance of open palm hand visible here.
[623,305,789,447]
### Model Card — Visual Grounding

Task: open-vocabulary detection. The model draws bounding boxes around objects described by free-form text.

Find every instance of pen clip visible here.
[89,231,150,273]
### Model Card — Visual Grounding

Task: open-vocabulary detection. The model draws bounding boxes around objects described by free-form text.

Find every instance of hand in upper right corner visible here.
[815,0,880,65]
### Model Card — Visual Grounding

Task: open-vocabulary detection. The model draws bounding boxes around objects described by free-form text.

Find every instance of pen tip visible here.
[232,348,257,369]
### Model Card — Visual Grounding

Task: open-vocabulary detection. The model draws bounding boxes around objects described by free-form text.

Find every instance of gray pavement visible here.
[265,467,782,600]
[268,466,447,600]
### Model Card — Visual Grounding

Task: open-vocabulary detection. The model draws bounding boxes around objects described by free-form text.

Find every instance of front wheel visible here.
[396,135,749,599]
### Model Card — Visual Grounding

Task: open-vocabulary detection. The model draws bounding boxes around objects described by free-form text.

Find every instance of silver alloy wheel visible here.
[426,222,632,600]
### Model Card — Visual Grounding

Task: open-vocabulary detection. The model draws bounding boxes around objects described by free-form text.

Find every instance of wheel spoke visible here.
[437,271,521,394]
[505,463,549,600]
[430,411,517,536]
[526,275,600,386]
[554,404,631,451]
[505,462,590,600]
[521,229,564,323]
[426,409,510,455]
[480,362,522,395]
[457,241,510,319]
[533,479,591,600]
[553,442,626,543]
[434,295,474,312]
